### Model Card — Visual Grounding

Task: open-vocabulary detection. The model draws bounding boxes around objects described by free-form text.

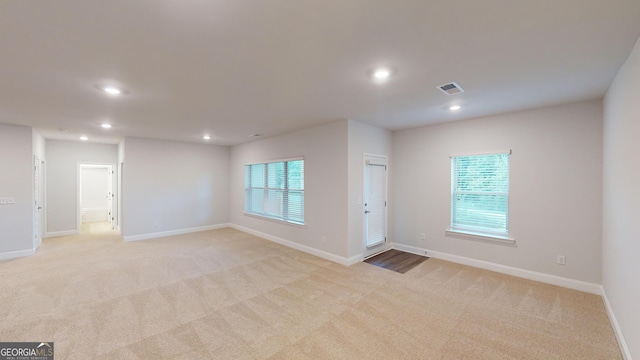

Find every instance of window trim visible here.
[450,151,511,239]
[245,157,303,166]
[243,212,307,228]
[244,157,304,225]
[445,229,515,244]
[449,149,512,157]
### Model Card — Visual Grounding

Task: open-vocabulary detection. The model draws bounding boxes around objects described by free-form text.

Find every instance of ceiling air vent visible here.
[438,82,464,95]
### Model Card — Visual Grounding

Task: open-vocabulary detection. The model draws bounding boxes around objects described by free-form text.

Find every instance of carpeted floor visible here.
[0,228,621,359]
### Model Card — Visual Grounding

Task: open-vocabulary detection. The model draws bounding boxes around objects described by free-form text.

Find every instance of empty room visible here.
[0,1,639,359]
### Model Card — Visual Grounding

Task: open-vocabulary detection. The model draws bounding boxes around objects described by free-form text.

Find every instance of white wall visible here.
[0,124,33,255]
[393,101,603,283]
[122,137,229,238]
[230,120,349,259]
[80,167,109,222]
[347,120,392,258]
[603,36,640,359]
[46,140,118,234]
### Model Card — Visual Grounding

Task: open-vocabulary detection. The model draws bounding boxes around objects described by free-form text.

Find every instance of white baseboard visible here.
[345,253,363,266]
[123,223,230,242]
[602,289,632,360]
[229,224,357,266]
[46,230,78,238]
[392,242,428,257]
[0,248,36,261]
[392,242,602,295]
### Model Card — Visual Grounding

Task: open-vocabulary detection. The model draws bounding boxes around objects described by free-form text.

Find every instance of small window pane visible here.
[288,160,304,190]
[251,164,265,188]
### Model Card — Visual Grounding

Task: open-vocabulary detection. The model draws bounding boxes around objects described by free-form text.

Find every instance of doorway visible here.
[77,164,117,234]
[363,154,388,259]
[33,156,45,249]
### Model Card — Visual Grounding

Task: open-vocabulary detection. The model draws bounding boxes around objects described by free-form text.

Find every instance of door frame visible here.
[363,153,388,259]
[77,162,117,232]
[33,156,46,249]
[118,161,123,232]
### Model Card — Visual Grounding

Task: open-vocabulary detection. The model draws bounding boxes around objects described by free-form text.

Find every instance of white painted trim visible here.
[392,242,428,257]
[0,248,36,260]
[243,212,306,228]
[77,162,116,234]
[446,229,515,244]
[602,289,632,360]
[245,156,304,166]
[345,253,363,266]
[41,159,47,248]
[229,223,356,266]
[450,149,512,157]
[123,223,230,242]
[362,153,389,259]
[391,242,602,295]
[46,230,78,238]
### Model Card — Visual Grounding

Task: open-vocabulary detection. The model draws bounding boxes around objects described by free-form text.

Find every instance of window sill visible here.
[243,212,306,228]
[445,229,515,244]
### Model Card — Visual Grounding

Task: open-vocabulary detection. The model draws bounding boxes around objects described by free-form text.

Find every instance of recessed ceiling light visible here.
[80,136,88,141]
[372,67,392,81]
[449,105,461,111]
[103,87,121,95]
[94,84,128,95]
[203,135,211,140]
[101,123,112,129]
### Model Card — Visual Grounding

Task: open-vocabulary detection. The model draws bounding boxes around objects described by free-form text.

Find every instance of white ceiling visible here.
[1,1,639,146]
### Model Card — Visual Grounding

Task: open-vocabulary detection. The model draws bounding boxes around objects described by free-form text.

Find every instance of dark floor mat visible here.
[364,249,429,274]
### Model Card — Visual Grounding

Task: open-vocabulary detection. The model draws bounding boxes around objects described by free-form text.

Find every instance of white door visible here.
[363,155,388,258]
[33,157,43,248]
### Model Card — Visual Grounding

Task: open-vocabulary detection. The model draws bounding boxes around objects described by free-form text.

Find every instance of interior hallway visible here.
[80,221,118,235]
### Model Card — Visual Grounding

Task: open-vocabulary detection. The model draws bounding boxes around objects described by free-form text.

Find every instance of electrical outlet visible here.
[0,197,16,205]
[420,233,426,241]
[557,255,566,265]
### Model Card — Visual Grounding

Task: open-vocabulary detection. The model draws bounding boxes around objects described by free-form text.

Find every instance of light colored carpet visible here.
[80,221,115,235]
[0,228,621,359]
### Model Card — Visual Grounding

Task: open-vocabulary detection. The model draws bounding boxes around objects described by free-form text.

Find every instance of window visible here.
[450,152,510,238]
[244,159,304,225]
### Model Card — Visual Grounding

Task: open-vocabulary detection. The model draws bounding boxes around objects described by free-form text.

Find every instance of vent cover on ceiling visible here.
[437,82,464,95]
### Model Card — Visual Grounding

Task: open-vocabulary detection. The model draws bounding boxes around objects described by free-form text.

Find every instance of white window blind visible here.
[451,152,510,236]
[245,159,304,225]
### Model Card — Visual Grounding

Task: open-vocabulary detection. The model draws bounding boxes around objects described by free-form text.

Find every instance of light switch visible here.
[0,197,16,205]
